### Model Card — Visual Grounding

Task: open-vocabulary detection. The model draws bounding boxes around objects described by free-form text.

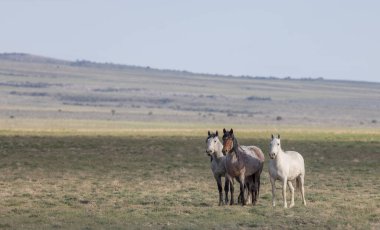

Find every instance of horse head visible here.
[206,130,219,156]
[222,128,235,155]
[269,134,281,159]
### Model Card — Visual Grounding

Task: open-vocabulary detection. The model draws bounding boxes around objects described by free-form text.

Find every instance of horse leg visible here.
[246,175,254,205]
[249,176,254,205]
[230,181,234,205]
[236,177,242,204]
[246,180,252,205]
[228,176,234,205]
[270,176,276,207]
[216,176,223,206]
[243,177,251,205]
[300,175,307,206]
[224,177,229,205]
[239,175,246,206]
[282,177,288,208]
[287,181,295,208]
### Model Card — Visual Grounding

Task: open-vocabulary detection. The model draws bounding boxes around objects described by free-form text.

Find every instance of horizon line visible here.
[1,52,378,84]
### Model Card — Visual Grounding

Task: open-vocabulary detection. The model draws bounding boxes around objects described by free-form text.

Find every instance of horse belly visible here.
[286,152,305,179]
[215,167,226,177]
[211,162,226,177]
[244,156,262,176]
[287,167,302,180]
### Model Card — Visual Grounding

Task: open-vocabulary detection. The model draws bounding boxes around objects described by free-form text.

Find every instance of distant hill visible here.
[1,52,379,128]
[0,53,69,65]
[0,52,216,78]
[0,53,331,82]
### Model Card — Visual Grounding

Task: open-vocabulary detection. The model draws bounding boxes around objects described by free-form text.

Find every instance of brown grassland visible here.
[0,128,379,229]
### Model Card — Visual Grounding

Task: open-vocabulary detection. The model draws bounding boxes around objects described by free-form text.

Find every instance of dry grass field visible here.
[0,131,379,229]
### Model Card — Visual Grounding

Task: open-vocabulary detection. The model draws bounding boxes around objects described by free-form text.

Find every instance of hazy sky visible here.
[1,0,379,82]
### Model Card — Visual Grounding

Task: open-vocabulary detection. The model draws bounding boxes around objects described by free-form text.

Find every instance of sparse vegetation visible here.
[0,132,378,229]
[10,91,48,97]
[246,96,271,101]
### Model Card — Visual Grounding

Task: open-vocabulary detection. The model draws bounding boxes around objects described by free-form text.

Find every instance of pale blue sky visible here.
[1,0,379,82]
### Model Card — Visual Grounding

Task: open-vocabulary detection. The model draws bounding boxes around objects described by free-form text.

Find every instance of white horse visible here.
[269,134,306,208]
[206,130,230,205]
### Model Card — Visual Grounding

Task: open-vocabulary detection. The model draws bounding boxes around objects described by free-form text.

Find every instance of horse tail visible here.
[257,162,264,197]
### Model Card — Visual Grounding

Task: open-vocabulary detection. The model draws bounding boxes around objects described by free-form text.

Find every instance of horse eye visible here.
[277,143,279,146]
[214,140,216,143]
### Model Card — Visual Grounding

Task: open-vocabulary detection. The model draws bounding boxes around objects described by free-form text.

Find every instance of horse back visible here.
[285,151,305,175]
[285,151,304,164]
[239,146,265,176]
[243,146,265,163]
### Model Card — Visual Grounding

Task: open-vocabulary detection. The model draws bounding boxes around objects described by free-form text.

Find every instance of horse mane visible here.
[232,135,243,160]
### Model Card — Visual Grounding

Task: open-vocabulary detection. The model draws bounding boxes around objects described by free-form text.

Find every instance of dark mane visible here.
[233,136,240,152]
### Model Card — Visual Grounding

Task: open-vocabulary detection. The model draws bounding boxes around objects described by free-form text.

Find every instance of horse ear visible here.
[278,134,281,139]
[223,128,226,134]
[271,134,274,139]
[230,129,233,134]
[215,130,218,136]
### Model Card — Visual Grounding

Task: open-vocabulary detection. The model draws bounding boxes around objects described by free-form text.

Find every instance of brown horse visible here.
[222,128,265,205]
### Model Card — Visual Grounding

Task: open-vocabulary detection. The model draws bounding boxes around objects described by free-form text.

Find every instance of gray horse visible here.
[206,130,231,205]
[222,128,265,206]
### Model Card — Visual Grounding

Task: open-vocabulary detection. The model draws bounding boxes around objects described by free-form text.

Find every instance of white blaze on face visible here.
[206,136,217,154]
[269,137,281,159]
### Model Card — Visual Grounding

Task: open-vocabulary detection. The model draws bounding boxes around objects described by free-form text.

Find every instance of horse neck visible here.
[215,140,224,158]
[274,147,286,163]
